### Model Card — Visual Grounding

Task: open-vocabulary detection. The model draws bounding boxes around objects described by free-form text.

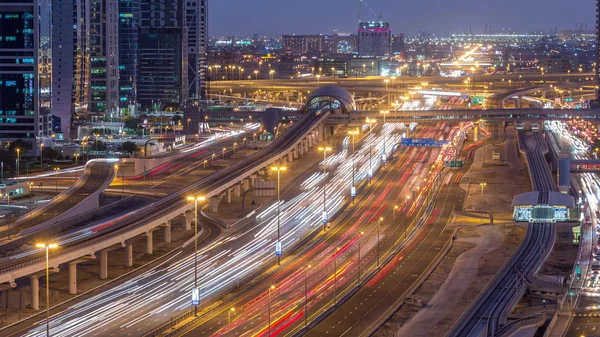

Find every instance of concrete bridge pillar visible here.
[318,125,324,142]
[209,196,222,212]
[234,184,241,197]
[226,189,232,203]
[299,143,304,156]
[164,221,172,243]
[516,96,523,109]
[68,262,78,294]
[303,139,308,153]
[185,212,193,231]
[288,151,294,162]
[146,230,154,255]
[308,133,313,148]
[125,240,134,267]
[242,178,250,191]
[31,276,39,310]
[99,250,108,279]
[293,148,299,159]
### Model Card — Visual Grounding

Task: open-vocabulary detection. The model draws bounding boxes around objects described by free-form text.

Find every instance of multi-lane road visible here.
[171,123,465,337]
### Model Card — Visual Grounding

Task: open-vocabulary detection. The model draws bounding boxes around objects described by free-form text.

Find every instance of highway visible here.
[0,161,116,241]
[0,108,330,336]
[448,131,556,337]
[168,123,463,337]
[211,73,595,95]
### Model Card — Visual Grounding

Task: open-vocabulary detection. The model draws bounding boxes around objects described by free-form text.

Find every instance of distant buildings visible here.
[281,33,357,55]
[538,54,576,73]
[358,22,391,57]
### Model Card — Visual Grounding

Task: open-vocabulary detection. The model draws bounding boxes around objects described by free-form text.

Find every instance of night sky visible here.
[210,0,594,36]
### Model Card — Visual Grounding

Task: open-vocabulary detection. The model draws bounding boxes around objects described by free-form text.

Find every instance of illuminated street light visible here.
[380,111,390,165]
[268,285,275,336]
[319,147,333,231]
[303,264,312,328]
[480,182,487,209]
[348,129,359,202]
[186,195,206,315]
[377,217,383,267]
[228,307,235,332]
[271,166,286,265]
[35,242,58,337]
[366,118,376,183]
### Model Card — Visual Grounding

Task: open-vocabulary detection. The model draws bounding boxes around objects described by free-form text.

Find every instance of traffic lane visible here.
[2,220,221,337]
[10,162,114,233]
[178,126,438,335]
[18,163,113,224]
[565,316,600,337]
[305,182,458,336]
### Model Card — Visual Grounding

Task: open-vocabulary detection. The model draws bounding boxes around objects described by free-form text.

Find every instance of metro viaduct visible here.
[194,108,600,126]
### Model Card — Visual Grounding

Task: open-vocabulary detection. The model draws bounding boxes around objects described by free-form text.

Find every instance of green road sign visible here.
[445,160,464,168]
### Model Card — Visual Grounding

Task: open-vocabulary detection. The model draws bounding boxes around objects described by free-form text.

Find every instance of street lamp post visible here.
[480,182,487,209]
[53,167,60,193]
[40,143,44,174]
[348,130,359,203]
[393,205,399,220]
[358,231,364,284]
[233,142,237,154]
[211,154,215,168]
[366,118,375,183]
[304,265,311,328]
[378,217,383,267]
[380,111,389,165]
[186,196,206,315]
[268,285,275,336]
[319,147,332,231]
[16,149,20,178]
[334,247,340,305]
[384,79,390,106]
[271,166,286,265]
[228,307,235,332]
[36,243,58,337]
[222,147,226,159]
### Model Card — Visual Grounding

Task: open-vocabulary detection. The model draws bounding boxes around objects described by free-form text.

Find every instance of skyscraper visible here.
[184,0,207,101]
[89,0,119,117]
[118,0,139,112]
[138,0,207,108]
[0,1,39,150]
[52,0,90,139]
[138,0,183,109]
[358,21,391,57]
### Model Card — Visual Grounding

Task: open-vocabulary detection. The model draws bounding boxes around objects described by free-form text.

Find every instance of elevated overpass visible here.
[0,87,354,310]
[200,107,600,125]
[1,160,117,243]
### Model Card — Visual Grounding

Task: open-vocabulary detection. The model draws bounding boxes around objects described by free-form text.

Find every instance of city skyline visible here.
[211,0,595,36]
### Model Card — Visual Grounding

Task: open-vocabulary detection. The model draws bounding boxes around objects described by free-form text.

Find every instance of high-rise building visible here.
[138,0,183,109]
[597,0,600,92]
[0,1,39,150]
[184,0,208,101]
[137,0,207,108]
[52,0,90,139]
[89,0,119,117]
[328,32,357,54]
[358,21,391,57]
[391,33,405,55]
[118,0,139,113]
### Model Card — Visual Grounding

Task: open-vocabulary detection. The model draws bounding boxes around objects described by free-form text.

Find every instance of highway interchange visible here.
[0,84,598,337]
